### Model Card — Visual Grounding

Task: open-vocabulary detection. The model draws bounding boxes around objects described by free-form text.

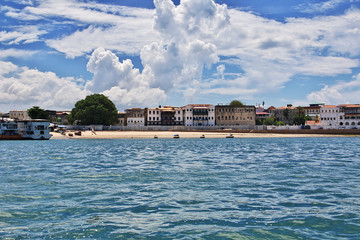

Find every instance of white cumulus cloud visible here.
[0,61,89,111]
[306,73,360,104]
[85,47,166,108]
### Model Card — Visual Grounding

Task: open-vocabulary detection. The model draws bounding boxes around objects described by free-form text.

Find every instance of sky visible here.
[1,0,360,112]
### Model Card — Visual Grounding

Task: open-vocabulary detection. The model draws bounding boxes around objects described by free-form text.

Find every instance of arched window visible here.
[345,122,350,125]
[352,122,356,125]
[340,122,343,125]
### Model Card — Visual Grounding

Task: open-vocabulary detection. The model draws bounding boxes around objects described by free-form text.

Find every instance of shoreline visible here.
[50,130,358,140]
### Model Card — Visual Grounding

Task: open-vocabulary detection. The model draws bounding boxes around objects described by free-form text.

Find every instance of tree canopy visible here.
[292,106,312,125]
[68,94,118,125]
[27,106,48,119]
[229,100,244,107]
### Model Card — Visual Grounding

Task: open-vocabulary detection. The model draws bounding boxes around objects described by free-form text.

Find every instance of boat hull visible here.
[0,135,22,140]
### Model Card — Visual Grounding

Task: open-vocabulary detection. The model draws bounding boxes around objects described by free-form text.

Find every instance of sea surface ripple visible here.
[1,137,360,239]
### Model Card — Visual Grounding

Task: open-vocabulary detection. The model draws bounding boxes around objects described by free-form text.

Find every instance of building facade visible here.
[9,110,30,120]
[183,104,215,126]
[125,108,145,126]
[215,105,255,127]
[320,105,342,128]
[338,104,360,128]
[147,106,184,126]
[116,112,126,126]
[303,103,322,119]
[275,105,297,125]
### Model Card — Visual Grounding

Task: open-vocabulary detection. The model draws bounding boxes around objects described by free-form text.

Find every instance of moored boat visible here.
[226,133,234,138]
[0,121,22,140]
[173,134,180,138]
[18,120,52,140]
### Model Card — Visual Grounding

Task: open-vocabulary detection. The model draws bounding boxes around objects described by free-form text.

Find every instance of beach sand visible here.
[51,130,345,140]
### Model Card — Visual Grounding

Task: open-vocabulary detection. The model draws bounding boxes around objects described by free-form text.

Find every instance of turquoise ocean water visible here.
[1,137,360,239]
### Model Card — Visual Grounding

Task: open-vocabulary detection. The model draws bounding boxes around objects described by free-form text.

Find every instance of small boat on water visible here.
[226,133,234,138]
[154,135,158,139]
[173,134,180,138]
[200,134,205,138]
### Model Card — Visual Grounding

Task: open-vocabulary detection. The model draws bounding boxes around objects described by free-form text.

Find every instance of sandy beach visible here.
[50,130,349,140]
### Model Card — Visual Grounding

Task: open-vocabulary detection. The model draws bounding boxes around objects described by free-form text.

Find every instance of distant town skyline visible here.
[1,0,360,112]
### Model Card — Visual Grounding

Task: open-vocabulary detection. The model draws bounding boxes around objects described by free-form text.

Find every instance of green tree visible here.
[256,118,263,125]
[275,121,285,126]
[292,106,310,125]
[27,106,48,119]
[68,94,118,125]
[263,116,276,125]
[229,100,244,107]
[314,115,320,123]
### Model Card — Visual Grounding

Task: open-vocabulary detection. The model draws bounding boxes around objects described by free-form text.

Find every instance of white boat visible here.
[200,134,205,138]
[18,120,52,140]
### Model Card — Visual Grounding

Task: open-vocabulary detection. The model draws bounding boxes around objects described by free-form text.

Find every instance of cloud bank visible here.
[1,0,360,110]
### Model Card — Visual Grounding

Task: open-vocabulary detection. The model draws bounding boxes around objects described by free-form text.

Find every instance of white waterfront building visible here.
[319,105,343,128]
[183,104,215,127]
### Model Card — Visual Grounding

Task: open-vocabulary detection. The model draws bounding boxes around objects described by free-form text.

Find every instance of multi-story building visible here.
[125,108,145,126]
[320,105,342,128]
[147,106,184,126]
[338,104,360,128]
[147,107,161,125]
[274,104,297,125]
[9,110,30,120]
[116,112,126,126]
[183,104,215,126]
[303,103,323,119]
[48,111,70,124]
[215,105,255,127]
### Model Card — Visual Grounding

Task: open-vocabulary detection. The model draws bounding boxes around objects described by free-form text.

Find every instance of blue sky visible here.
[1,0,360,112]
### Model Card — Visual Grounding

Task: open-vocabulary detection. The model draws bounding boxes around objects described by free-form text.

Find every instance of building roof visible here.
[267,106,277,111]
[187,104,213,107]
[277,106,296,110]
[338,104,360,108]
[306,120,321,125]
[256,112,270,115]
[322,105,337,108]
[303,106,321,110]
